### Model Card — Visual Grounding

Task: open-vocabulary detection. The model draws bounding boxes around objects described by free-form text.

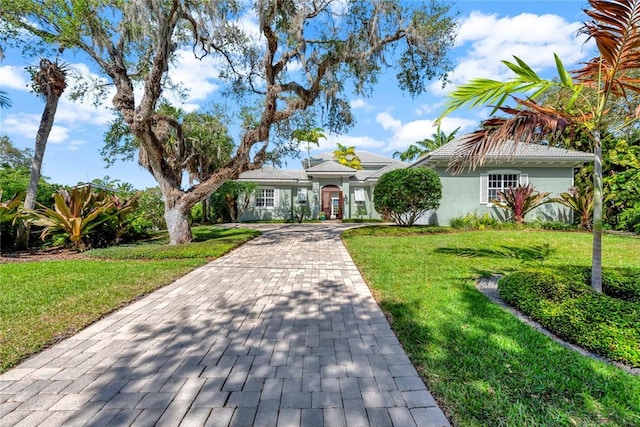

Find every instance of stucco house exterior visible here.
[236,151,406,221]
[410,138,595,225]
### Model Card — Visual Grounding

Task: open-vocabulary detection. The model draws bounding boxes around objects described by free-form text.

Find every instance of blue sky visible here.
[0,1,594,190]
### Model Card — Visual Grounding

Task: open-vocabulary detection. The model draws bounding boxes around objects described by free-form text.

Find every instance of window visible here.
[480,171,527,204]
[488,173,519,201]
[297,188,307,204]
[256,188,275,207]
[354,188,366,202]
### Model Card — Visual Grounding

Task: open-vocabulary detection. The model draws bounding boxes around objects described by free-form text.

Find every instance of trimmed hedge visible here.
[499,267,640,367]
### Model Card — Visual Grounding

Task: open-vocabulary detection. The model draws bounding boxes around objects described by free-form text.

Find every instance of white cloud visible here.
[0,65,29,91]
[433,11,592,94]
[3,113,69,144]
[166,49,221,104]
[375,112,402,131]
[350,99,374,110]
[317,134,385,151]
[66,139,87,151]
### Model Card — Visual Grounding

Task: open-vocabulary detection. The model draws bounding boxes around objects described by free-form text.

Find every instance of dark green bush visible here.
[602,268,640,302]
[499,267,640,366]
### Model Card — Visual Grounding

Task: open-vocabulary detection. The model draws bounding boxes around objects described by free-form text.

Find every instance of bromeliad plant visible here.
[554,186,594,230]
[492,184,552,224]
[31,186,116,251]
[0,191,24,225]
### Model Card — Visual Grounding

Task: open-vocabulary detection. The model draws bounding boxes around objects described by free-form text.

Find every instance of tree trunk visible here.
[15,94,60,249]
[164,203,192,245]
[591,132,603,293]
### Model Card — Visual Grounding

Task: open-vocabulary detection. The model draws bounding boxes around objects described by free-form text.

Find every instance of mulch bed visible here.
[0,248,87,263]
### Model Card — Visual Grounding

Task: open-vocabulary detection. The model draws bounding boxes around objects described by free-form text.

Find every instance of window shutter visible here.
[480,173,488,204]
[274,188,280,208]
[519,173,529,185]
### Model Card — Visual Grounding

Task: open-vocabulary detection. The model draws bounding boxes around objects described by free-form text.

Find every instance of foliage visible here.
[0,0,457,245]
[219,181,257,223]
[0,191,24,225]
[0,225,259,373]
[603,136,640,229]
[343,230,640,425]
[492,183,552,224]
[553,186,594,230]
[332,143,363,169]
[0,89,10,109]
[436,0,640,292]
[292,204,311,223]
[0,136,33,169]
[393,124,459,162]
[126,187,166,234]
[499,267,640,366]
[31,187,121,250]
[292,127,325,169]
[617,206,640,233]
[373,168,442,226]
[449,212,501,230]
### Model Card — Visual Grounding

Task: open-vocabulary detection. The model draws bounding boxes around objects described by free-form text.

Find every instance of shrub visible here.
[616,205,640,234]
[553,185,593,230]
[499,267,640,366]
[492,183,552,224]
[602,268,640,302]
[373,168,442,226]
[449,212,500,230]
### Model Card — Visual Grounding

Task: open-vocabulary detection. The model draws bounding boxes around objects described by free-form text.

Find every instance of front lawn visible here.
[342,228,640,426]
[0,226,259,373]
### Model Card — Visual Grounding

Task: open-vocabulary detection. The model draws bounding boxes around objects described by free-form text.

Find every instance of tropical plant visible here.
[2,0,456,245]
[101,192,141,244]
[492,184,552,224]
[16,58,68,249]
[554,186,594,230]
[373,168,442,226]
[31,187,116,251]
[0,191,24,224]
[437,0,640,292]
[393,124,459,162]
[333,143,362,169]
[127,187,166,233]
[0,89,10,109]
[293,127,325,169]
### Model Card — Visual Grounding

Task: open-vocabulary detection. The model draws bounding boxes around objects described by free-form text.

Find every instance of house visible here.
[410,138,595,225]
[236,151,406,221]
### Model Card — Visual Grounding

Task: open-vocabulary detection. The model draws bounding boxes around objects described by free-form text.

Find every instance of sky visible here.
[0,1,595,190]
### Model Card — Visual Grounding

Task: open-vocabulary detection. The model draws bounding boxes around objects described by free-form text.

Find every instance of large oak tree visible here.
[0,0,456,244]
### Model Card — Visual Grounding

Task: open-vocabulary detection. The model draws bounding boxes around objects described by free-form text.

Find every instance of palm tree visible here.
[0,90,11,109]
[394,124,459,162]
[15,58,68,248]
[437,0,640,292]
[292,127,325,169]
[333,143,362,169]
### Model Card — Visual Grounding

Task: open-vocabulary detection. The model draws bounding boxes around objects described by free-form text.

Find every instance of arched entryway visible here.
[321,185,343,220]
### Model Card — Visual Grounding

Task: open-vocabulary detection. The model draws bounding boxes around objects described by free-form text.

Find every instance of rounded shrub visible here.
[373,167,442,226]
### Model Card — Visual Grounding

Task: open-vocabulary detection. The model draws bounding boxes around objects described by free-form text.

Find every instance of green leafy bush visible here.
[602,268,640,302]
[449,212,500,230]
[616,206,640,234]
[499,267,640,366]
[373,168,442,226]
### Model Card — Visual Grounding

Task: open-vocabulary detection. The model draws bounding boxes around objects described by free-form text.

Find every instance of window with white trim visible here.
[480,171,528,204]
[256,188,275,208]
[488,173,519,201]
[354,188,366,202]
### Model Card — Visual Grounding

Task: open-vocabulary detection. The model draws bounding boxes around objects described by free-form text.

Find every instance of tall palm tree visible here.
[333,143,362,169]
[15,58,68,248]
[394,124,459,162]
[292,127,325,169]
[438,0,640,292]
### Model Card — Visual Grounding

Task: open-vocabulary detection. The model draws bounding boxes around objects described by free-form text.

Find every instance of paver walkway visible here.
[0,224,450,427]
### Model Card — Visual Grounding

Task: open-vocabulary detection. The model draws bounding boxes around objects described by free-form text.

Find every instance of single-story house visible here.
[236,139,594,224]
[236,151,406,221]
[410,138,595,225]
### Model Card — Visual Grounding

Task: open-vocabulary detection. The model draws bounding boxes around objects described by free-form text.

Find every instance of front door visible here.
[321,185,343,219]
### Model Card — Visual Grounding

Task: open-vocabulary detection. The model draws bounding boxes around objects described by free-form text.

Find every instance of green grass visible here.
[342,227,640,426]
[0,226,259,373]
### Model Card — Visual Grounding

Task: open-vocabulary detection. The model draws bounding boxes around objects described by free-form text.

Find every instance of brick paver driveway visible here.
[0,224,449,426]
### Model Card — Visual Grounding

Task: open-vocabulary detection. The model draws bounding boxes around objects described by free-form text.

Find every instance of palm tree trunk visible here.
[15,94,61,249]
[591,131,603,293]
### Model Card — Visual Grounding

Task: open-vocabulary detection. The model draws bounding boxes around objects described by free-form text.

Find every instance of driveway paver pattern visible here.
[0,224,450,426]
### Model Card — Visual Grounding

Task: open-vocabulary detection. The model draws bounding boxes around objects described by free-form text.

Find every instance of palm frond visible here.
[448,98,574,173]
[0,90,11,109]
[575,0,640,97]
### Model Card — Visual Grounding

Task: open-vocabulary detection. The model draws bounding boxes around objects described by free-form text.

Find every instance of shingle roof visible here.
[238,166,310,182]
[413,138,594,167]
[313,151,397,165]
[306,160,356,173]
[354,161,407,181]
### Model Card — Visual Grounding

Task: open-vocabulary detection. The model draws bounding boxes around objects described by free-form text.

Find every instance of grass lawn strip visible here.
[0,226,259,373]
[342,228,640,426]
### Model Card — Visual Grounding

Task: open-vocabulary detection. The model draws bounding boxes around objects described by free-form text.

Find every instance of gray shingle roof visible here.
[313,150,398,165]
[413,138,594,167]
[306,160,356,173]
[238,166,310,182]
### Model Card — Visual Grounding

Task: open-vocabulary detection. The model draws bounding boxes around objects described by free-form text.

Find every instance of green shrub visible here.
[373,168,442,226]
[449,212,500,230]
[617,206,640,234]
[602,268,640,302]
[499,267,640,366]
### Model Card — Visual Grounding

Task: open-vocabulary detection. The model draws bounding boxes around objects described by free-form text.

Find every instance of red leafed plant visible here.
[493,184,552,224]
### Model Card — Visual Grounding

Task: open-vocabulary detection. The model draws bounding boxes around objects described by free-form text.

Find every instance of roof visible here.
[354,161,407,181]
[312,150,398,165]
[305,160,356,174]
[238,166,310,182]
[412,138,594,168]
